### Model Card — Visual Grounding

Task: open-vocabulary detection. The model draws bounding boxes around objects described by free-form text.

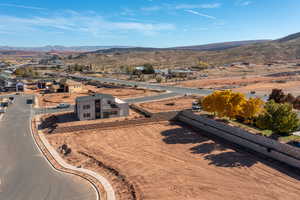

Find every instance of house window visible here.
[83,113,91,118]
[83,105,90,110]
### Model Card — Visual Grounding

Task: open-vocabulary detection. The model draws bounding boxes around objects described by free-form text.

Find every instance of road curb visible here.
[31,115,116,200]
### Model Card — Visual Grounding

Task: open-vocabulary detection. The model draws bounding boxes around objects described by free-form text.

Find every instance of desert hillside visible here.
[63,32,300,70]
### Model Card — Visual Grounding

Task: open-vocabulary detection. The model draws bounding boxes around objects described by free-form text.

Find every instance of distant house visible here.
[49,84,61,93]
[169,69,194,78]
[75,93,129,121]
[154,69,169,76]
[134,66,145,71]
[0,74,23,92]
[37,80,53,89]
[16,82,24,92]
[60,79,83,93]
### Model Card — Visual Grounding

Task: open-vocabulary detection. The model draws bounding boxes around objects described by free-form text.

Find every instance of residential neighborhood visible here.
[1,1,300,200]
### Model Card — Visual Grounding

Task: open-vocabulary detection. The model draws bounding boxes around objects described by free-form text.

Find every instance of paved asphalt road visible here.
[0,95,96,200]
[124,92,181,104]
[70,75,213,95]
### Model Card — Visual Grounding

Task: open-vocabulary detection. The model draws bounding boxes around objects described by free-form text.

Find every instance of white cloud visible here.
[236,1,252,6]
[141,3,221,12]
[185,10,216,19]
[175,3,221,10]
[120,8,135,16]
[141,6,162,12]
[0,3,44,10]
[0,11,175,37]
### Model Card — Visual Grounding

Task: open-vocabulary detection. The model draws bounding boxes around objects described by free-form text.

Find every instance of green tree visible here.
[143,63,155,74]
[268,89,286,103]
[256,100,300,134]
[14,68,26,76]
[155,75,163,83]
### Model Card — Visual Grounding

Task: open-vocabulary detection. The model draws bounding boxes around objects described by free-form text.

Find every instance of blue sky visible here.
[0,0,299,47]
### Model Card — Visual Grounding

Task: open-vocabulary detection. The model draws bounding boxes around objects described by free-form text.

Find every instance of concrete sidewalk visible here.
[34,116,116,200]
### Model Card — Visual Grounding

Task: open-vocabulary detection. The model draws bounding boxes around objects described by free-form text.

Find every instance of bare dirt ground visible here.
[45,122,300,200]
[178,75,291,89]
[84,85,161,99]
[233,80,300,96]
[38,92,89,107]
[137,96,200,113]
[175,74,300,97]
[37,84,161,107]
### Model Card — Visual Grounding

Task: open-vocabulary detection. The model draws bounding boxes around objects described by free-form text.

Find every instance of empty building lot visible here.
[38,85,162,107]
[136,96,200,113]
[45,122,300,200]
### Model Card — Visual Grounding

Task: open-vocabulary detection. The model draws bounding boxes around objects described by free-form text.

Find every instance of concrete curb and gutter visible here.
[31,116,116,200]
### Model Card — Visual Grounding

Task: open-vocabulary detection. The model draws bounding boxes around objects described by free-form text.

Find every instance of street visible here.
[70,75,213,95]
[0,95,96,200]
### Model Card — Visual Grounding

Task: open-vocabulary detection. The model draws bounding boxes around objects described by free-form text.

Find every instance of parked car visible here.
[288,141,300,148]
[26,99,34,104]
[192,101,201,111]
[56,103,70,109]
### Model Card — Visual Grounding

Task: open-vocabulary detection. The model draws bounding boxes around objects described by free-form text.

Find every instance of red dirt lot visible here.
[38,85,161,107]
[137,96,200,113]
[233,80,300,96]
[84,85,162,99]
[178,75,292,89]
[46,122,300,200]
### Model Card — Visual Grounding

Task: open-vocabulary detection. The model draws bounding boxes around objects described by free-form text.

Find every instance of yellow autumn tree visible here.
[239,98,264,123]
[202,90,220,115]
[202,90,246,119]
[222,91,246,119]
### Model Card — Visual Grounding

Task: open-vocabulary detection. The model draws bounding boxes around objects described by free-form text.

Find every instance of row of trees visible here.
[201,90,299,134]
[121,64,155,75]
[14,68,39,77]
[268,89,300,109]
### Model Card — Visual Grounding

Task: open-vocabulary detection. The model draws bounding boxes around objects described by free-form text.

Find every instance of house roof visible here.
[76,93,114,102]
[0,73,10,80]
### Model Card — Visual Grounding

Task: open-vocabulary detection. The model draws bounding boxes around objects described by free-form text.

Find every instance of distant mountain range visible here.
[0,45,132,52]
[1,32,300,66]
[0,40,270,53]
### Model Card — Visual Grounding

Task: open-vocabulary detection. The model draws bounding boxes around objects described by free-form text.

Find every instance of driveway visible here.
[0,95,96,200]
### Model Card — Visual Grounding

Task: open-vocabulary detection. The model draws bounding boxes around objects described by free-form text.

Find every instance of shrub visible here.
[268,89,286,103]
[256,100,300,134]
[155,75,163,83]
[284,93,296,104]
